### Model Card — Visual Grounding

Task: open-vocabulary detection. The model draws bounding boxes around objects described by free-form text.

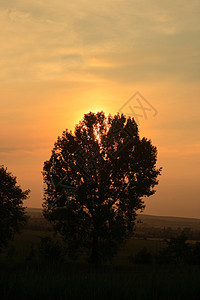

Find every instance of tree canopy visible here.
[42,112,162,263]
[0,165,30,251]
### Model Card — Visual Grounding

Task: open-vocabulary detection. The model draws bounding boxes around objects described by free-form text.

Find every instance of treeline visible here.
[134,225,200,240]
[129,234,200,265]
[24,214,200,241]
[24,215,53,231]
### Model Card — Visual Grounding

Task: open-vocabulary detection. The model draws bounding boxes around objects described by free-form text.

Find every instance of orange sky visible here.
[0,0,200,218]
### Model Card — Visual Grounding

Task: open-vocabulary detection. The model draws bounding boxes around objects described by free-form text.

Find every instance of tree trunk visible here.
[91,226,100,265]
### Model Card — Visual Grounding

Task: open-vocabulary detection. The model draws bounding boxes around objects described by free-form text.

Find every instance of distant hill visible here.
[26,207,43,217]
[137,214,200,230]
[25,207,200,231]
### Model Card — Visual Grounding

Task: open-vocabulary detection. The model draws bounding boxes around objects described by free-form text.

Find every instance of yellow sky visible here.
[1,0,200,218]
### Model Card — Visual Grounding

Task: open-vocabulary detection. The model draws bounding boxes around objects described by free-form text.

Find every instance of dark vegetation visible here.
[1,262,200,300]
[20,208,200,267]
[0,165,30,252]
[1,209,200,299]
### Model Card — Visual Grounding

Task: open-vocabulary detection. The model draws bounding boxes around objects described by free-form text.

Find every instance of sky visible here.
[0,0,200,218]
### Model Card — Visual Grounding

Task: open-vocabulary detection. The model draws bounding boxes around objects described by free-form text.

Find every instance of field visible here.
[1,262,200,300]
[0,229,166,266]
[0,208,176,265]
[1,208,200,299]
[137,214,200,230]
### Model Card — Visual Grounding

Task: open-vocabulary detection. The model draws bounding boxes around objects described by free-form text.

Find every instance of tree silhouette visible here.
[42,112,162,264]
[156,233,192,264]
[0,165,30,252]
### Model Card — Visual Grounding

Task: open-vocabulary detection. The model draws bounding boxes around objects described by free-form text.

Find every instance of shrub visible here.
[38,236,66,263]
[156,234,192,264]
[128,247,153,264]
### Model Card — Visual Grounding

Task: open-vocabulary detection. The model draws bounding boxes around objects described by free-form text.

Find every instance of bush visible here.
[191,242,200,265]
[156,234,192,264]
[26,243,36,264]
[38,236,66,263]
[128,247,153,264]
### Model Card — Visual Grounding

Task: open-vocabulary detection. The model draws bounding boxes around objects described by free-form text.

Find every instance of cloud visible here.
[0,0,199,83]
[159,144,200,158]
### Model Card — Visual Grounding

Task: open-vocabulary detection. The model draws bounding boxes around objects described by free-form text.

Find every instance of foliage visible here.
[128,246,153,264]
[26,243,36,264]
[0,165,30,252]
[42,112,162,264]
[38,236,66,263]
[156,234,192,264]
[191,242,200,265]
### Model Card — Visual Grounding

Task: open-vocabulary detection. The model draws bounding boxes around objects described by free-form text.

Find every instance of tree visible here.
[38,236,66,263]
[156,234,192,264]
[128,247,153,264]
[0,165,30,252]
[42,112,162,264]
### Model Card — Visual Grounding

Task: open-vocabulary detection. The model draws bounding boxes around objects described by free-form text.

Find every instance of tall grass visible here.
[1,228,200,299]
[0,262,200,299]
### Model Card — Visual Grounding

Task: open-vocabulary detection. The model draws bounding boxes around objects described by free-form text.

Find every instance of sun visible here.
[93,121,110,144]
[94,127,101,143]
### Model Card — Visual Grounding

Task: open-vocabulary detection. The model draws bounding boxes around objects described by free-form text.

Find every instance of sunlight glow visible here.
[93,121,110,144]
[94,124,101,144]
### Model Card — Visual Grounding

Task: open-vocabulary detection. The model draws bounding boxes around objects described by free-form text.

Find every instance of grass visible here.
[0,229,55,263]
[0,261,200,299]
[0,229,165,265]
[1,213,200,299]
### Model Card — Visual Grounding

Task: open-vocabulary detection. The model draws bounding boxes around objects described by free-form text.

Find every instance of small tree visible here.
[128,247,153,264]
[38,236,66,263]
[42,112,162,264]
[156,234,191,264]
[191,242,200,265]
[0,165,30,252]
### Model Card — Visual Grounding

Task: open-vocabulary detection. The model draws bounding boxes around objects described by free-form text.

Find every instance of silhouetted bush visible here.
[128,235,200,266]
[38,236,66,263]
[128,247,153,264]
[5,244,16,264]
[190,242,200,265]
[156,234,192,264]
[26,243,36,264]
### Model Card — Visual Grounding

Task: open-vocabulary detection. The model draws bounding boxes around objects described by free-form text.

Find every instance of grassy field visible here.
[1,207,199,264]
[0,261,200,299]
[0,228,165,265]
[137,214,200,230]
[1,209,200,299]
